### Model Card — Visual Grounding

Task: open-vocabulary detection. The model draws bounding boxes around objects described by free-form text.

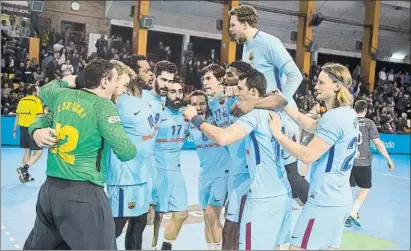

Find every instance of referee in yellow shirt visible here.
[13,85,44,183]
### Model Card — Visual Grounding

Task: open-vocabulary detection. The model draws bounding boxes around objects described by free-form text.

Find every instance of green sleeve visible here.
[28,113,53,137]
[96,99,137,161]
[39,79,70,109]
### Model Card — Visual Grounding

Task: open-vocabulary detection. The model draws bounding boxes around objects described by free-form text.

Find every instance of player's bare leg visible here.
[151,212,163,249]
[25,149,43,166]
[23,149,31,165]
[289,244,305,250]
[222,219,240,250]
[161,211,188,250]
[203,214,213,250]
[147,205,156,226]
[204,205,223,250]
[351,188,369,218]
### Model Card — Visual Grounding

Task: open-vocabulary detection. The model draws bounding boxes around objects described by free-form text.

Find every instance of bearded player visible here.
[151,81,189,250]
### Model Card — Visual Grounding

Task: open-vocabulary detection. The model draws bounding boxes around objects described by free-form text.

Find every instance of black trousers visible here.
[24,177,116,250]
[285,161,309,204]
[114,214,148,250]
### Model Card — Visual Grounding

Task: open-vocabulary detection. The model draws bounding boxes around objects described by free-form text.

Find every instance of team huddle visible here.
[21,4,395,251]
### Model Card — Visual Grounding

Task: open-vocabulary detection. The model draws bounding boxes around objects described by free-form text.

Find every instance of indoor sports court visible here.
[1,148,409,250]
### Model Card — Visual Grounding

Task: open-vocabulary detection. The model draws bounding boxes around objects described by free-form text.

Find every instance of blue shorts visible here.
[226,173,250,223]
[198,176,228,210]
[107,182,151,218]
[239,193,292,250]
[291,202,351,249]
[153,168,188,213]
[283,115,300,166]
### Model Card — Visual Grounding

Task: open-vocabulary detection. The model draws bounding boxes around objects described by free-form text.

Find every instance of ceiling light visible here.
[391,53,406,60]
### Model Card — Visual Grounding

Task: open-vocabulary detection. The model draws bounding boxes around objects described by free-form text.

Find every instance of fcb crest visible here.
[128,202,136,209]
[248,52,254,61]
[218,96,225,104]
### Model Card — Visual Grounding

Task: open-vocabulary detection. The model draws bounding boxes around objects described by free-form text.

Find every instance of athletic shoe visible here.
[345,215,361,228]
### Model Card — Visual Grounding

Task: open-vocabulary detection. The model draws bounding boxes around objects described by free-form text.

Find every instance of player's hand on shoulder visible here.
[33,128,57,148]
[62,74,77,88]
[268,111,283,136]
[183,105,198,121]
[231,100,255,117]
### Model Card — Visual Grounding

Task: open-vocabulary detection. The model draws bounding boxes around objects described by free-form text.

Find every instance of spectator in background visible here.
[60,59,74,77]
[207,49,219,65]
[164,46,172,61]
[403,72,410,85]
[53,39,64,55]
[95,34,108,54]
[23,59,34,84]
[14,62,26,83]
[2,73,13,86]
[57,47,67,65]
[9,19,19,38]
[387,69,395,84]
[2,83,12,96]
[5,90,19,114]
[16,82,27,99]
[33,66,44,83]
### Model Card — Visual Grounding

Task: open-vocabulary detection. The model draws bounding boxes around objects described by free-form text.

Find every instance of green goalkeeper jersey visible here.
[29,80,137,187]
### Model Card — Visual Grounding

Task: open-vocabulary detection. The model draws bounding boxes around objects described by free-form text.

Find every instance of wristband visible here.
[191,115,205,130]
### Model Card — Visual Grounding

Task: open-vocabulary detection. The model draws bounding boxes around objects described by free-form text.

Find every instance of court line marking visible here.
[1,225,22,249]
[374,171,410,180]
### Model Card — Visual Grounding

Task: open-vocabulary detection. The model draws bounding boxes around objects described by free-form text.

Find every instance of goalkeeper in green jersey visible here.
[24,58,137,250]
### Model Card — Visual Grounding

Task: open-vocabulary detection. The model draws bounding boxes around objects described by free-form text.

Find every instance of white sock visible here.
[207,243,214,250]
[163,239,175,246]
[146,247,156,250]
[352,199,363,218]
[213,241,222,250]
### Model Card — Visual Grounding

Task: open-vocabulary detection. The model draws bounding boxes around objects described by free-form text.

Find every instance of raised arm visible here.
[231,92,288,117]
[284,105,319,133]
[265,36,302,99]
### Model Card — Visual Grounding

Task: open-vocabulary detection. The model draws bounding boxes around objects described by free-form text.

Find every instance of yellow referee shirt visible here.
[16,95,44,127]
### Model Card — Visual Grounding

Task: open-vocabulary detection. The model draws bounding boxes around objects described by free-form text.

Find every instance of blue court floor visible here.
[1,148,410,250]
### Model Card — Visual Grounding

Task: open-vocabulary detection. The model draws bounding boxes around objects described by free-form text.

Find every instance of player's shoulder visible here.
[322,106,355,120]
[258,30,283,44]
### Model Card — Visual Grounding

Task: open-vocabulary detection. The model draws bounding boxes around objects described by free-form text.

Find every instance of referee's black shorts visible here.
[349,166,372,189]
[20,126,41,150]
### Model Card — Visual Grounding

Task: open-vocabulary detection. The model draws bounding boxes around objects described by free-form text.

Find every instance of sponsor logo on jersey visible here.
[108,116,121,123]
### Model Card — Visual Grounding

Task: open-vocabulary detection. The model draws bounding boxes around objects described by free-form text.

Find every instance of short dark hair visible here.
[354,99,368,113]
[123,54,146,73]
[228,4,258,28]
[154,60,177,76]
[244,69,267,96]
[201,64,225,79]
[27,85,38,95]
[188,90,208,102]
[228,60,254,79]
[83,57,115,89]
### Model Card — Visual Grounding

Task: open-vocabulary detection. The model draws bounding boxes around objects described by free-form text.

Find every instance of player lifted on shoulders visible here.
[183,69,291,250]
[187,90,230,250]
[345,100,394,228]
[229,4,308,206]
[152,80,189,250]
[268,63,358,250]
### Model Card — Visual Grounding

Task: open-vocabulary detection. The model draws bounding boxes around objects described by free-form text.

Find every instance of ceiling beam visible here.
[382,1,410,9]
